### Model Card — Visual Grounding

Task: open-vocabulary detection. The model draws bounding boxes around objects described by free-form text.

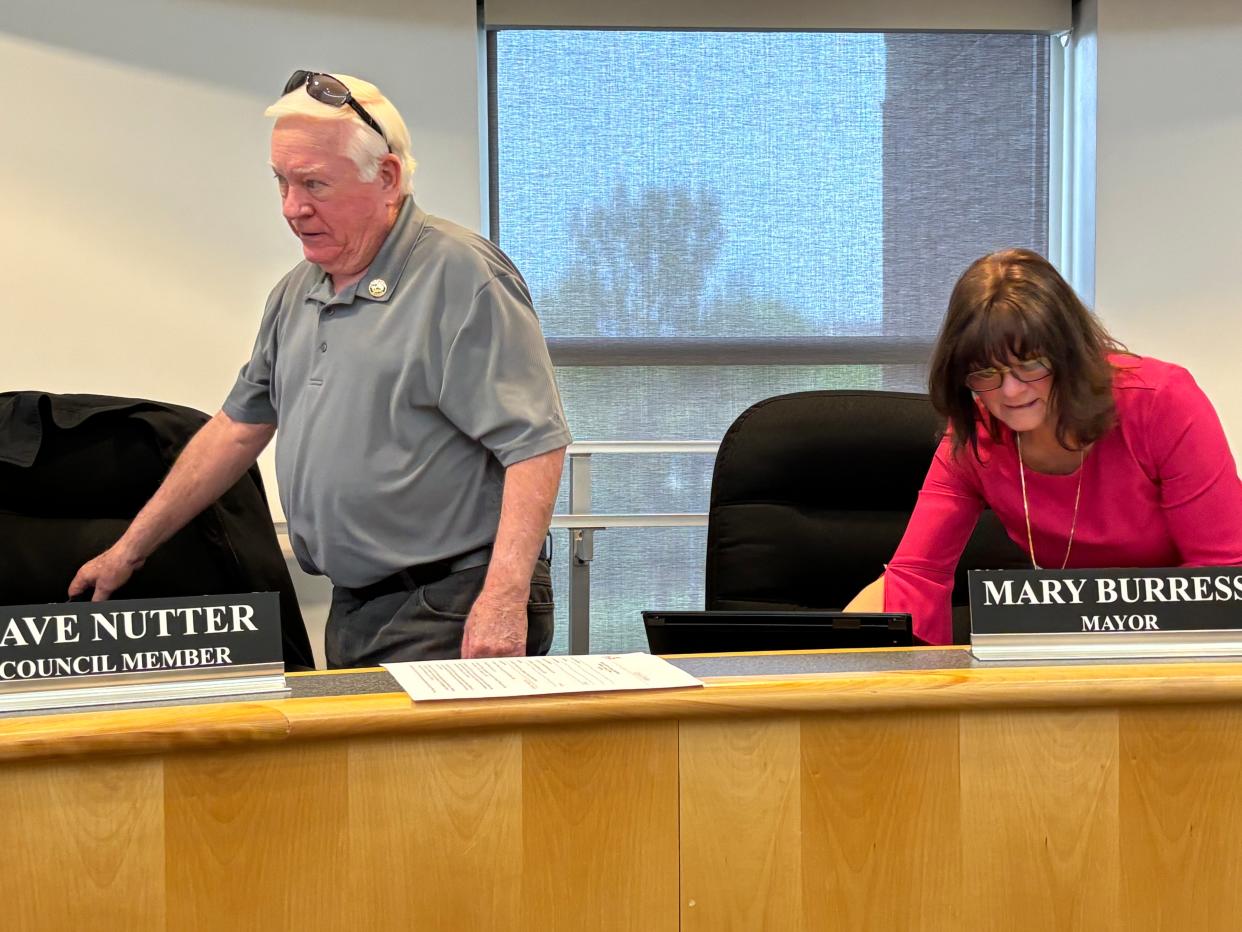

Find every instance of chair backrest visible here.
[704,389,1028,643]
[0,391,315,669]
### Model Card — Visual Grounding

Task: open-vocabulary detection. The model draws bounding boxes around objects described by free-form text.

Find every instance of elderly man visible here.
[71,72,571,665]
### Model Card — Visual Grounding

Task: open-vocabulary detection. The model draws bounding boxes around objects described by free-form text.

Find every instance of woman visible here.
[846,248,1242,644]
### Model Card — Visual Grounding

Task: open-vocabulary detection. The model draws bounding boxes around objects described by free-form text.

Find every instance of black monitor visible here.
[641,610,913,655]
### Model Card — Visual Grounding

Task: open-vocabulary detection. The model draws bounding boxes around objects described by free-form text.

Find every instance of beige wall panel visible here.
[520,721,679,932]
[1093,0,1242,448]
[801,711,962,931]
[0,754,164,931]
[163,742,350,931]
[0,1,485,541]
[1119,705,1242,930]
[960,709,1120,932]
[347,731,524,932]
[679,717,802,931]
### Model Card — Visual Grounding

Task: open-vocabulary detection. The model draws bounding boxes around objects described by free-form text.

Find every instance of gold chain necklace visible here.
[1017,433,1084,571]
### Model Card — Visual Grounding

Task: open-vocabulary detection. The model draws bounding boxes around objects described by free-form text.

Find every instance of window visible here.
[492,30,1050,652]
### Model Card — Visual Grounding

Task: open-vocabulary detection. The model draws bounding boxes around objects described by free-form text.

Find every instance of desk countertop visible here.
[4,647,1242,762]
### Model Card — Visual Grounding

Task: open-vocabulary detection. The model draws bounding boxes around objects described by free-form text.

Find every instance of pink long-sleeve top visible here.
[884,356,1242,644]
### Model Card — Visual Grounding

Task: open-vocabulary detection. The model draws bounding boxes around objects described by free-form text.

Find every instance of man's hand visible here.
[462,447,565,659]
[69,543,146,603]
[62,411,274,605]
[461,590,529,658]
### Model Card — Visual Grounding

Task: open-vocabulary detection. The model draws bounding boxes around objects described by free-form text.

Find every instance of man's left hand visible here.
[461,591,528,658]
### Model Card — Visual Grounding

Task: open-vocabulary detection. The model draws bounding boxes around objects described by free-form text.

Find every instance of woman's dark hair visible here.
[928,248,1123,458]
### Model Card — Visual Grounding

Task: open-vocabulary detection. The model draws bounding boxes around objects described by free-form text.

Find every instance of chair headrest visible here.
[710,390,944,512]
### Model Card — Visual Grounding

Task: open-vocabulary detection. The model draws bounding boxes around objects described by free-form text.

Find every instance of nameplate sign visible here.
[969,567,1242,661]
[0,593,287,712]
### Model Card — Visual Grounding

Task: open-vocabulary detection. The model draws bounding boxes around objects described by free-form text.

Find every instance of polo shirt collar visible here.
[309,196,428,308]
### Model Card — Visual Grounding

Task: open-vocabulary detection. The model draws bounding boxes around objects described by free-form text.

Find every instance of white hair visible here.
[266,73,417,195]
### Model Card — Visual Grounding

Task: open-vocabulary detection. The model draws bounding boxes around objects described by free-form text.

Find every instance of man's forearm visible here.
[118,411,275,561]
[481,446,566,599]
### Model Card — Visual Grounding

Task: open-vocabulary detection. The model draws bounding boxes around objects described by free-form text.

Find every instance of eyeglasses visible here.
[965,357,1052,392]
[283,71,390,151]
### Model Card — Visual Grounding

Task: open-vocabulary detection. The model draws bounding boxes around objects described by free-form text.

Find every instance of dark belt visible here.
[347,546,493,602]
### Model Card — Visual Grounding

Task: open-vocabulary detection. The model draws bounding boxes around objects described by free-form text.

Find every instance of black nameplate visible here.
[969,567,1242,635]
[0,593,283,689]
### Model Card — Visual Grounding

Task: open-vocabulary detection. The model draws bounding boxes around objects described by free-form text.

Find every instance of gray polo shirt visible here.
[223,197,571,588]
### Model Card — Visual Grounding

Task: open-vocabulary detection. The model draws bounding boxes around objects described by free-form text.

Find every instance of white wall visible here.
[1,0,484,667]
[1,0,484,430]
[1092,0,1242,447]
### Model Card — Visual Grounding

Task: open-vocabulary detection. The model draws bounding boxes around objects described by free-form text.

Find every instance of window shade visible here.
[493,29,1050,651]
[484,0,1070,34]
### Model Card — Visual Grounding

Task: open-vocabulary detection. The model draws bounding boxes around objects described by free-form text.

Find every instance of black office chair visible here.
[0,391,315,669]
[704,389,1028,644]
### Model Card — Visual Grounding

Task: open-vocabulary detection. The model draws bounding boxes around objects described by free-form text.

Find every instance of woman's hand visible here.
[844,575,886,613]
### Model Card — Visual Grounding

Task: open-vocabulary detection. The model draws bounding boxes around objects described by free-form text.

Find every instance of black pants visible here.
[325,560,554,668]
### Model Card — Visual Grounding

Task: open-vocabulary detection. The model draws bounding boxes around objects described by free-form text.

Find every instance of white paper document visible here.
[383,652,704,702]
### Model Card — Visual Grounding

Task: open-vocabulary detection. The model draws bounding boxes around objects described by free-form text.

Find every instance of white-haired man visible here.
[71,72,571,665]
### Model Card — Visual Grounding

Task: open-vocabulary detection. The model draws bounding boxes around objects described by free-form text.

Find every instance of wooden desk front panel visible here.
[0,720,679,932]
[3,704,1242,930]
[679,705,1242,932]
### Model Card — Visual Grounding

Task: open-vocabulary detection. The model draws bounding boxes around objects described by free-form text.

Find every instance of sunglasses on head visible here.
[283,71,390,152]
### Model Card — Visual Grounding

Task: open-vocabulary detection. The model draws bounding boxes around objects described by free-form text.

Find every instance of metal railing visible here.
[551,440,720,653]
[274,440,722,654]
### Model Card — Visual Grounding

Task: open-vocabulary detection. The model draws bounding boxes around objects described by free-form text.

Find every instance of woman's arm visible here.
[1138,367,1242,565]
[882,438,986,644]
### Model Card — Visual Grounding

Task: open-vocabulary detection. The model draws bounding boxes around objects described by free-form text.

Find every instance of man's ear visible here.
[378,153,402,200]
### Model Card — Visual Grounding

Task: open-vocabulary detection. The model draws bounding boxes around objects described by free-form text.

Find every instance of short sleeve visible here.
[438,274,572,465]
[222,288,282,425]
